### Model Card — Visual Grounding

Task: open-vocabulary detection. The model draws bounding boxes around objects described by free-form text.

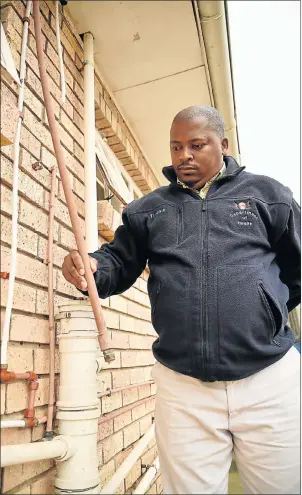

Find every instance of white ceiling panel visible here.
[68,1,203,92]
[115,66,211,177]
[68,1,213,185]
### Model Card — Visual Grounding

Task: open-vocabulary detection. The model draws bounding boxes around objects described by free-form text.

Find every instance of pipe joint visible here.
[22,16,31,24]
[53,435,76,462]
[28,379,39,389]
[24,417,38,428]
[0,272,10,280]
[24,408,35,419]
[102,348,115,363]
[0,369,16,383]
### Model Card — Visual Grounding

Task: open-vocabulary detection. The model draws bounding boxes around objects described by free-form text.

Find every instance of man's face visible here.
[170,116,228,188]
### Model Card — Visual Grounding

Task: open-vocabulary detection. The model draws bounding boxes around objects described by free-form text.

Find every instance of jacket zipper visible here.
[177,170,240,378]
[177,207,182,244]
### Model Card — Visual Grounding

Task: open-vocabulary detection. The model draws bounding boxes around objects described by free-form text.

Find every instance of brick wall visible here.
[0,2,160,493]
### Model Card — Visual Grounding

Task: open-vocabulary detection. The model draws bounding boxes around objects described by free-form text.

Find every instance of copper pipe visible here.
[15,371,37,381]
[0,370,37,383]
[46,166,56,434]
[98,396,155,425]
[24,380,38,420]
[32,1,114,363]
[98,380,154,398]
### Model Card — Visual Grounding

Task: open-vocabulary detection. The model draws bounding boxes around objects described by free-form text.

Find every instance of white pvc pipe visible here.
[0,420,26,429]
[54,302,101,494]
[197,0,239,161]
[100,424,155,495]
[1,0,32,367]
[55,1,66,105]
[133,457,160,495]
[83,32,98,252]
[1,436,70,467]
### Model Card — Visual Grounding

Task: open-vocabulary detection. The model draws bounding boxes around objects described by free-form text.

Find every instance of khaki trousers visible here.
[152,347,300,494]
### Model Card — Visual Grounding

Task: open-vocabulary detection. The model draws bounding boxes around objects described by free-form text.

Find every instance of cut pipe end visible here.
[103,349,115,363]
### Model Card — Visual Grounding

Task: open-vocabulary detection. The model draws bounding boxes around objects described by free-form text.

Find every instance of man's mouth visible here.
[178,165,198,172]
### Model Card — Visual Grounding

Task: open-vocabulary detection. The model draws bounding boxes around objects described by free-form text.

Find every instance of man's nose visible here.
[179,146,193,162]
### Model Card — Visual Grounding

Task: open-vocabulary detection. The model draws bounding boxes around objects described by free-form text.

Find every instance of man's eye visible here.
[192,144,204,149]
[171,146,182,152]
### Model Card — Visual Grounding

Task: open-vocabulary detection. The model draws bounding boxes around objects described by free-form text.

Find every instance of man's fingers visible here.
[90,257,98,274]
[62,264,84,290]
[62,251,97,290]
[70,250,85,275]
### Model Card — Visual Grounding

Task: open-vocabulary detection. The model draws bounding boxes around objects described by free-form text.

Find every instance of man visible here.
[62,106,300,494]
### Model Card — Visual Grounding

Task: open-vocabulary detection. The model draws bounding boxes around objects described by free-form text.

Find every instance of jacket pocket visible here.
[217,264,281,365]
[257,281,283,344]
[151,281,162,321]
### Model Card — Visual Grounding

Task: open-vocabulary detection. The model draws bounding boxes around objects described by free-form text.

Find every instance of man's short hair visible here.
[173,106,225,140]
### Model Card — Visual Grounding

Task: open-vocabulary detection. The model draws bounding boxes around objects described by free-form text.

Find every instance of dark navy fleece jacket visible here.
[87,156,301,382]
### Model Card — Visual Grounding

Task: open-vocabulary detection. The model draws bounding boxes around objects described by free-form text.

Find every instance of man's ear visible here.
[222,138,228,155]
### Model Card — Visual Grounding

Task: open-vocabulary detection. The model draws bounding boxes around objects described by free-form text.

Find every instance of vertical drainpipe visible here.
[54,301,101,494]
[83,32,98,252]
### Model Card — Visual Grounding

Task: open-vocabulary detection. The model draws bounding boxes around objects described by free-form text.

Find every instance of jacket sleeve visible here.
[275,198,301,312]
[85,207,148,299]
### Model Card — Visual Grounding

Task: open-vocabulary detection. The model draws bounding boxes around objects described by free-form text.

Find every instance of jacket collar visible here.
[162,155,245,185]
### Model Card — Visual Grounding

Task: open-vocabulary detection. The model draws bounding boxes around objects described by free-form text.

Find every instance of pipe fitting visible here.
[24,408,35,419]
[24,417,38,428]
[28,379,39,389]
[102,348,115,363]
[0,369,16,383]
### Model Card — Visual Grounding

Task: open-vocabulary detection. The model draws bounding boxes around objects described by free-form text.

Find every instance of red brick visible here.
[102,431,123,463]
[20,148,53,191]
[1,280,36,313]
[119,314,135,333]
[98,419,113,441]
[30,471,54,494]
[10,314,49,344]
[23,85,43,120]
[131,402,146,421]
[125,459,141,491]
[99,459,115,489]
[63,50,84,90]
[110,295,128,314]
[96,370,112,394]
[1,214,39,256]
[1,425,31,446]
[101,391,122,414]
[1,384,6,415]
[34,347,59,375]
[1,80,19,145]
[121,351,138,368]
[111,369,131,388]
[114,410,132,432]
[140,414,153,435]
[6,380,28,413]
[7,343,33,374]
[74,141,84,164]
[111,329,130,349]
[24,108,53,152]
[2,459,53,492]
[127,300,151,321]
[123,421,140,448]
[138,383,151,400]
[122,387,139,407]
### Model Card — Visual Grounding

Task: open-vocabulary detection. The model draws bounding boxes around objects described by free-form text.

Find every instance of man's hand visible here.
[62,250,98,291]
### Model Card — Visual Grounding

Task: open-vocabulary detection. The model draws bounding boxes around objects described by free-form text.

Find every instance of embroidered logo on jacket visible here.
[230,200,258,227]
[150,208,166,219]
[235,200,251,210]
